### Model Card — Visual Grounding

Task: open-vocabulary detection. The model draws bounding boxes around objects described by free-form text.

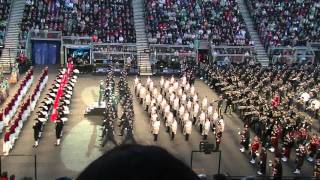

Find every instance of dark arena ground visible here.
[0,66,317,179]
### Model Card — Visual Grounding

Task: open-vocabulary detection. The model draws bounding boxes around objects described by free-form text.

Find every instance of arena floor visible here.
[0,66,316,179]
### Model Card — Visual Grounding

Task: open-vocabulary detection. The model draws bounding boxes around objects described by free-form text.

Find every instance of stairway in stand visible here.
[132,0,152,75]
[0,0,25,73]
[238,0,269,66]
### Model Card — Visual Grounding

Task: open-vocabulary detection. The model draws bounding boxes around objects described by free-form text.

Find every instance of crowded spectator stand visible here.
[145,0,251,46]
[50,63,73,122]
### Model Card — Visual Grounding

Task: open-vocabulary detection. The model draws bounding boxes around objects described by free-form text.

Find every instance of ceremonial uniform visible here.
[293,145,306,174]
[272,158,282,180]
[183,120,192,141]
[202,120,211,140]
[202,97,208,111]
[314,152,320,179]
[240,126,250,152]
[33,120,42,147]
[152,120,160,141]
[192,102,199,124]
[257,148,267,175]
[55,120,64,146]
[171,119,177,140]
[281,133,294,162]
[198,111,206,133]
[250,137,260,164]
[307,134,319,162]
[101,121,117,147]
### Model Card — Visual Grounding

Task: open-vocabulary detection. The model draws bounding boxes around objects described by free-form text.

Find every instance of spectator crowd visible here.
[145,0,251,45]
[247,0,320,48]
[0,0,11,50]
[20,0,135,48]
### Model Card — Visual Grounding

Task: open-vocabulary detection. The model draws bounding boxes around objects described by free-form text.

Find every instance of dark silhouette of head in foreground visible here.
[76,144,200,180]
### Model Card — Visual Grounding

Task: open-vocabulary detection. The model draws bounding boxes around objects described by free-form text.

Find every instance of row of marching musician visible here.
[2,67,48,155]
[135,75,224,147]
[0,67,34,131]
[33,68,79,148]
[200,62,320,177]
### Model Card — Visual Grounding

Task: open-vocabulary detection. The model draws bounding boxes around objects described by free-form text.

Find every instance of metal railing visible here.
[268,46,315,64]
[62,36,92,45]
[29,30,62,40]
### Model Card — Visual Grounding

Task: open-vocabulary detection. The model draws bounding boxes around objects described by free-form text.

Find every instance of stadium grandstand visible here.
[0,0,318,179]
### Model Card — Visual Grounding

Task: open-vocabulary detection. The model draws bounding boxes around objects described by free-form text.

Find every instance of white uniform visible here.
[170,76,175,84]
[173,98,180,111]
[161,99,167,110]
[169,94,175,105]
[202,97,208,111]
[164,104,170,117]
[179,106,185,119]
[207,105,213,117]
[149,81,154,92]
[173,82,179,91]
[157,94,163,105]
[185,83,190,92]
[160,77,165,88]
[193,103,199,118]
[151,113,158,123]
[166,113,173,127]
[139,87,146,99]
[198,112,206,126]
[177,88,183,97]
[144,93,151,108]
[183,112,190,124]
[193,94,198,103]
[183,120,192,135]
[190,86,195,96]
[171,119,178,134]
[134,76,139,86]
[202,120,211,135]
[186,100,192,112]
[164,81,170,93]
[181,93,187,105]
[146,77,151,86]
[152,88,158,97]
[212,111,219,123]
[152,121,160,135]
[181,76,187,87]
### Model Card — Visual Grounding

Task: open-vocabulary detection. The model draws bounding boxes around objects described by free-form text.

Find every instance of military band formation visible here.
[1,60,319,178]
[96,61,320,177]
[99,67,135,147]
[200,62,320,177]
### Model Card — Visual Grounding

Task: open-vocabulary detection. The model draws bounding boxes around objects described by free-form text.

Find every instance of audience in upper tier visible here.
[145,0,251,45]
[20,0,135,48]
[0,0,11,49]
[247,0,320,48]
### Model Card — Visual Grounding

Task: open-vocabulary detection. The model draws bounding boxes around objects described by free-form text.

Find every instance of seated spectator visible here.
[145,0,250,45]
[76,144,200,180]
[0,0,11,48]
[247,0,320,48]
[20,0,136,45]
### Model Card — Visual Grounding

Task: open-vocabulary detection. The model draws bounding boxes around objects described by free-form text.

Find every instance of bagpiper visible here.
[257,147,267,175]
[314,151,320,179]
[250,136,260,164]
[240,125,250,153]
[307,134,319,162]
[281,132,294,162]
[272,157,282,180]
[293,144,306,174]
